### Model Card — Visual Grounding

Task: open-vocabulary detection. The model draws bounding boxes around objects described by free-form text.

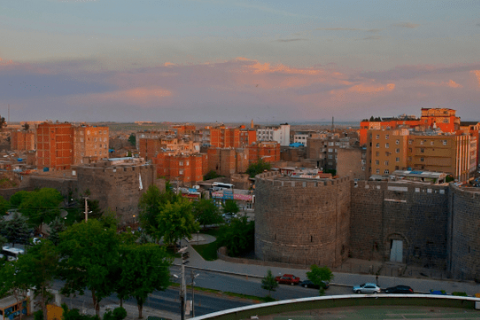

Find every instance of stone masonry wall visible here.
[255,171,350,268]
[350,181,449,269]
[76,163,160,225]
[448,185,480,281]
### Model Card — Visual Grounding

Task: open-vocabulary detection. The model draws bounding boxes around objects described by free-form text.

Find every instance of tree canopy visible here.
[193,199,222,228]
[306,264,334,295]
[0,212,30,247]
[19,188,64,233]
[156,198,199,248]
[0,196,9,215]
[246,159,271,177]
[128,134,136,146]
[58,220,120,316]
[261,269,278,297]
[116,244,171,318]
[217,216,254,256]
[222,199,239,215]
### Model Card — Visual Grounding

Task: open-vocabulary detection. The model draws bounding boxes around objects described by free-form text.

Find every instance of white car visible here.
[352,283,381,294]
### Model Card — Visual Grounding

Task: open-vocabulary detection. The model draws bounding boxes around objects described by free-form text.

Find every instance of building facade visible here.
[36,122,74,170]
[73,125,109,165]
[256,123,290,146]
[11,130,35,151]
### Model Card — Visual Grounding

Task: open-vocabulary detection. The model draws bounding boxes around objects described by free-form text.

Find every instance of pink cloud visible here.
[88,86,172,105]
[472,70,480,86]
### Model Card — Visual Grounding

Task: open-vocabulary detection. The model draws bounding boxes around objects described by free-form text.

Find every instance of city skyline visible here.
[1,0,479,122]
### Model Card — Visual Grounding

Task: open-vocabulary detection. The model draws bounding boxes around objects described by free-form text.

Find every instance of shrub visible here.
[451,291,468,296]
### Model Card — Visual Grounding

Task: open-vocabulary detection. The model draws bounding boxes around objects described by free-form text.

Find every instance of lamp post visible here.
[190,271,200,318]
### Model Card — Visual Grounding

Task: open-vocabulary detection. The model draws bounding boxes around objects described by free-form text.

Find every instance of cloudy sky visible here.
[1,0,479,123]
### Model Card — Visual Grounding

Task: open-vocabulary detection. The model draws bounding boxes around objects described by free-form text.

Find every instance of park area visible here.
[266,306,480,320]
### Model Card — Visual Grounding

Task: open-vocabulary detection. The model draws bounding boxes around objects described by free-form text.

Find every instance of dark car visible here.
[385,285,414,294]
[299,280,329,289]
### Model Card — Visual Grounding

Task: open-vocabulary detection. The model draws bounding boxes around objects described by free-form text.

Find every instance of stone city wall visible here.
[254,171,350,267]
[350,180,449,269]
[448,185,480,281]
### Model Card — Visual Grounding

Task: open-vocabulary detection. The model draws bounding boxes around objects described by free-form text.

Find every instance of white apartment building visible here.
[256,123,290,146]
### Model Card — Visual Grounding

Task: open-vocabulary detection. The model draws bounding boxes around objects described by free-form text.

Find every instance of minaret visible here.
[250,119,254,129]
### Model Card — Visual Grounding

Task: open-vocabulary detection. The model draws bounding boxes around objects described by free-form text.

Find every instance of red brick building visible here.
[153,152,207,186]
[239,126,257,147]
[11,130,35,151]
[172,124,196,136]
[36,122,74,170]
[247,141,280,164]
[208,125,240,148]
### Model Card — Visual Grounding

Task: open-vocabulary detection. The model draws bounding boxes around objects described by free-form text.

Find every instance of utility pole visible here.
[84,197,89,222]
[178,247,189,320]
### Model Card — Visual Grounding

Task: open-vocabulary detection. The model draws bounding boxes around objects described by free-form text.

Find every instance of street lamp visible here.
[190,272,200,317]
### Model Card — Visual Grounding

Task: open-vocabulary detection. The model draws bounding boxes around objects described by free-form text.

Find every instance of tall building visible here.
[73,125,109,165]
[208,125,240,148]
[138,137,200,160]
[419,108,460,132]
[247,141,281,164]
[366,128,477,182]
[36,122,74,170]
[172,124,196,136]
[11,130,35,151]
[256,123,290,146]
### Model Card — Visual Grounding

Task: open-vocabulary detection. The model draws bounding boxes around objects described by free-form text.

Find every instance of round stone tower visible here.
[254,171,350,267]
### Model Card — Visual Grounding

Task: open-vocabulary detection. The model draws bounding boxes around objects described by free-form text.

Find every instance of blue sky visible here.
[0,0,479,122]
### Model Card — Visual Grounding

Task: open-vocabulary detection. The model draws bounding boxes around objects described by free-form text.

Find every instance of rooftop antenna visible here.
[331,116,334,132]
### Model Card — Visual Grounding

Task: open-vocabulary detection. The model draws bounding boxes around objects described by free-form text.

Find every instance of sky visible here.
[0,0,479,123]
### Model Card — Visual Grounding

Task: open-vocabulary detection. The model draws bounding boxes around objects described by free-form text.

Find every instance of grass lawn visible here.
[191,228,222,261]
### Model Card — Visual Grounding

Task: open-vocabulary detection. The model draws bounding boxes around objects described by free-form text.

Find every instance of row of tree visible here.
[0,217,172,320]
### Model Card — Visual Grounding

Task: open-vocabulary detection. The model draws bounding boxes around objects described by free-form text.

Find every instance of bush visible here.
[103,307,127,320]
[451,291,468,296]
[34,310,43,320]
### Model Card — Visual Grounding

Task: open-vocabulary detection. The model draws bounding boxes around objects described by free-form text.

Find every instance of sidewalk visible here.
[179,235,480,296]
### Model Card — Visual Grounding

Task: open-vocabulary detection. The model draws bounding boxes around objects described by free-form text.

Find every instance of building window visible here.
[186,161,189,165]
[384,161,389,165]
[385,143,389,148]
[385,135,389,139]
[443,140,447,145]
[376,169,380,174]
[376,135,379,139]
[409,140,413,145]
[396,140,399,145]
[179,161,183,166]
[396,157,400,162]
[375,151,379,156]
[396,148,400,153]
[375,160,379,165]
[420,158,424,162]
[179,170,184,175]
[384,169,389,174]
[431,141,434,145]
[376,143,380,148]
[420,148,424,153]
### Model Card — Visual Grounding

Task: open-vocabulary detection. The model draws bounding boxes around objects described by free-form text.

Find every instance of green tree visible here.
[9,190,31,208]
[203,170,220,180]
[306,265,334,296]
[0,235,7,248]
[103,307,127,320]
[0,261,30,320]
[19,188,63,233]
[0,212,30,247]
[193,199,222,229]
[156,198,199,250]
[222,199,239,215]
[48,216,66,246]
[116,244,171,318]
[61,304,99,320]
[0,116,6,130]
[139,184,179,242]
[128,134,136,146]
[0,196,9,215]
[261,269,278,297]
[217,216,254,256]
[15,240,59,320]
[58,220,120,317]
[246,159,271,178]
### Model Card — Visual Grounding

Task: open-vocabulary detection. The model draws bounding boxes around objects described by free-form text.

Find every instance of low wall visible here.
[191,295,480,320]
[217,246,311,270]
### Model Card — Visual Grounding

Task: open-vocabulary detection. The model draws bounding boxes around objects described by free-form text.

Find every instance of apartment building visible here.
[256,123,290,146]
[73,125,109,165]
[11,130,35,151]
[246,141,281,164]
[367,128,409,176]
[153,152,207,186]
[207,148,249,177]
[208,125,240,148]
[366,128,477,182]
[419,108,460,133]
[306,133,353,172]
[239,126,257,147]
[36,122,73,170]
[172,124,196,136]
[135,130,176,148]
[138,137,200,160]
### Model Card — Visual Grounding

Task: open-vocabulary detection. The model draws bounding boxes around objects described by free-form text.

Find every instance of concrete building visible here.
[10,130,35,151]
[256,123,290,146]
[207,125,240,148]
[207,148,249,177]
[336,147,366,180]
[419,108,461,133]
[171,124,196,136]
[135,130,176,148]
[306,133,353,172]
[73,125,109,165]
[367,128,409,176]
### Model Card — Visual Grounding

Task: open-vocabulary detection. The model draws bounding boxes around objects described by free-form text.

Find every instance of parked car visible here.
[352,283,381,294]
[385,285,414,294]
[299,280,330,289]
[275,274,301,285]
